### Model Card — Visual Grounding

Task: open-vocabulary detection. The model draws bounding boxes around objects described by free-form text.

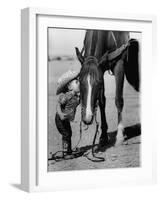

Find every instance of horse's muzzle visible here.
[83,114,94,125]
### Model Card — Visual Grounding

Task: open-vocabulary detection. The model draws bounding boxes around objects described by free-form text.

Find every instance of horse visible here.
[75,30,140,146]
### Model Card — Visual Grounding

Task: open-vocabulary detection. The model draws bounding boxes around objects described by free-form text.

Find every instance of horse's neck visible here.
[84,30,97,57]
[84,30,129,59]
[84,30,106,59]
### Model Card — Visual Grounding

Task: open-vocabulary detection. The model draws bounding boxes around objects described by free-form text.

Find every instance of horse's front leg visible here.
[98,86,109,146]
[113,59,125,146]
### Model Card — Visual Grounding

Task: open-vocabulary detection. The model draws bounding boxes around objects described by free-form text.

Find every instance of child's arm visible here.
[56,101,67,120]
[56,94,66,120]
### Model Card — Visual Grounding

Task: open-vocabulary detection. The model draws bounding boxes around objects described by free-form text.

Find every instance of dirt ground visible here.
[48,60,141,172]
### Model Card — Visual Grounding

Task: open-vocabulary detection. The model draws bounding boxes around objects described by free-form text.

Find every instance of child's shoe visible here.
[62,139,72,157]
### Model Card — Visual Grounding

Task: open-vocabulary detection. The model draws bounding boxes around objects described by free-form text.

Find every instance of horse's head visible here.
[76,51,104,125]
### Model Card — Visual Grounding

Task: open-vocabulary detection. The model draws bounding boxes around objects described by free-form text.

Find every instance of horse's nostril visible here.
[83,115,93,125]
[84,120,92,125]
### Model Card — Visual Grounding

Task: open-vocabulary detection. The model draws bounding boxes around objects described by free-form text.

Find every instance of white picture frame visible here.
[21,7,157,192]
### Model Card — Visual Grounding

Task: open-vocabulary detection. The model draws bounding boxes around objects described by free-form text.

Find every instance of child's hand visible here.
[59,113,67,120]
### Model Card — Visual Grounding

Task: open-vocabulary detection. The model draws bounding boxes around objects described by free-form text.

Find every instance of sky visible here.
[48,28,141,57]
[48,28,85,57]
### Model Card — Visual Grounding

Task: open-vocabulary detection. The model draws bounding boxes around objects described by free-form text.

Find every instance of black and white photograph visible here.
[1,0,159,197]
[47,28,141,172]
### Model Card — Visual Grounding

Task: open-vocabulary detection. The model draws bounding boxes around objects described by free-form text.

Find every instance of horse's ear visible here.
[75,47,84,64]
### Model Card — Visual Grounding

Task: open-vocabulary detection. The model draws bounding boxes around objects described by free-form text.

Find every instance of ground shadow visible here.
[124,123,141,140]
[97,123,141,152]
[78,144,95,153]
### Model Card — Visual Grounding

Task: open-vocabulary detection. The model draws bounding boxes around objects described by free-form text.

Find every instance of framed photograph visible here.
[21,8,156,192]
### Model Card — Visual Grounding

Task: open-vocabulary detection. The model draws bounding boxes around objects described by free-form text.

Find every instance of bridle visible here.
[77,56,105,162]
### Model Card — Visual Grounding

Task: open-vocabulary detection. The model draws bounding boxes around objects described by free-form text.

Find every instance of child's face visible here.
[68,79,80,93]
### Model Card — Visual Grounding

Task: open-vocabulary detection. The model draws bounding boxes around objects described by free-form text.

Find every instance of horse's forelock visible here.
[79,57,102,83]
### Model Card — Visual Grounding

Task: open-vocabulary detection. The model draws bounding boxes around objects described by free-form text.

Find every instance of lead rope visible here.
[90,107,105,162]
[82,103,105,162]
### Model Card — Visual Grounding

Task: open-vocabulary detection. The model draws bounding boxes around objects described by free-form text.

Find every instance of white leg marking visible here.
[115,123,125,146]
[86,75,92,120]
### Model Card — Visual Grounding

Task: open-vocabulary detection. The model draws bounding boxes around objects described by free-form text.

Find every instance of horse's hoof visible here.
[115,136,124,146]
